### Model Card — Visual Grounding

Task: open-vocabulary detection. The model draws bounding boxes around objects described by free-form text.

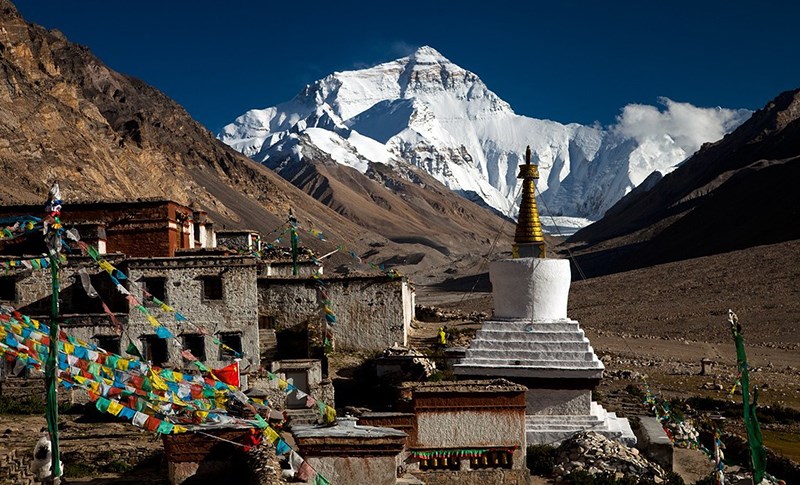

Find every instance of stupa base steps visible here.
[526,402,637,446]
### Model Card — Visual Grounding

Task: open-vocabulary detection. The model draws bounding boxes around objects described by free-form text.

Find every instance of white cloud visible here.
[611,97,752,157]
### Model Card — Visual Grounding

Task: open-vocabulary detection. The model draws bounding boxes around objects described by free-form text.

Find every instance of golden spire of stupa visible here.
[513,146,546,258]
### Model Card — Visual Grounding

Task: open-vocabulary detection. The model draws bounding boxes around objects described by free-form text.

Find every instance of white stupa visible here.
[454,147,636,445]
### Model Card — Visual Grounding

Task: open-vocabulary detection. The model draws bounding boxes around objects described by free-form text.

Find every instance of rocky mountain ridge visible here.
[220,46,750,231]
[566,88,800,276]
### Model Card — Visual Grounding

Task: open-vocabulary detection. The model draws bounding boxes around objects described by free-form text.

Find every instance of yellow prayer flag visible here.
[63,342,75,355]
[146,315,160,327]
[195,410,209,421]
[148,370,169,391]
[97,259,115,274]
[278,379,288,390]
[107,400,124,416]
[115,359,130,371]
[264,427,280,444]
[324,405,336,424]
[172,425,188,434]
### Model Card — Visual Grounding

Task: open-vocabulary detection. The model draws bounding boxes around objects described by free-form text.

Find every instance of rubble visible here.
[552,431,666,481]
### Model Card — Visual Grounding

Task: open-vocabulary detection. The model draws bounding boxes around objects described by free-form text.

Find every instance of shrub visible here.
[526,444,556,475]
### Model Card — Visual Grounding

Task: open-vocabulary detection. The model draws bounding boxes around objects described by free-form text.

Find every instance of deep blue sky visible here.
[16,1,800,132]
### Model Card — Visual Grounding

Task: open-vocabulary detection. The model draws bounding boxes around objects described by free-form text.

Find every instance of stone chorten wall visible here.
[454,257,635,445]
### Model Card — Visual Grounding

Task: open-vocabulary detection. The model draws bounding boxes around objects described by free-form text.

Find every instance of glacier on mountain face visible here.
[218,46,751,232]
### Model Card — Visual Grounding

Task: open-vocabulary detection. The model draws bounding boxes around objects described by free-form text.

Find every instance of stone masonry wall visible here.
[304,455,397,485]
[124,256,259,370]
[258,276,412,352]
[415,469,531,485]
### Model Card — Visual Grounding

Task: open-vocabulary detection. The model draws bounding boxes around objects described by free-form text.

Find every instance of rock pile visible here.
[662,420,700,449]
[553,431,666,481]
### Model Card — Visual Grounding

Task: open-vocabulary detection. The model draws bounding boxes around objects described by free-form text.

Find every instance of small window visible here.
[218,332,242,360]
[141,335,169,366]
[142,277,167,303]
[202,276,223,301]
[0,277,15,301]
[258,315,275,330]
[183,334,205,361]
[94,335,121,355]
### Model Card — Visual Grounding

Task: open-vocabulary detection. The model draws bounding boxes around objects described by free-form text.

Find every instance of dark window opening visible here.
[0,277,15,301]
[469,450,512,470]
[419,455,460,471]
[218,332,242,360]
[202,276,223,301]
[94,335,121,355]
[183,334,205,361]
[70,274,101,313]
[193,222,201,245]
[142,335,169,366]
[258,315,275,330]
[142,277,167,303]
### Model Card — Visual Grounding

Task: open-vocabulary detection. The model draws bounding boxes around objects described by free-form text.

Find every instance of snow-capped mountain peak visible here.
[218,47,751,231]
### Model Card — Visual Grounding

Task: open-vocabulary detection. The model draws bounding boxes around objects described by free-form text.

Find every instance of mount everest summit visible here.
[218,46,750,231]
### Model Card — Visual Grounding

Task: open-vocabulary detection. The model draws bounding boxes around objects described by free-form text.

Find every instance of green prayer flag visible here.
[156,421,174,435]
[730,311,767,483]
[86,245,100,261]
[126,342,143,359]
[313,473,331,485]
[253,414,268,429]
[95,397,111,413]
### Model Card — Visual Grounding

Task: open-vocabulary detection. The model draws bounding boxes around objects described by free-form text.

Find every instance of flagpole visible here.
[43,183,62,483]
[289,210,299,276]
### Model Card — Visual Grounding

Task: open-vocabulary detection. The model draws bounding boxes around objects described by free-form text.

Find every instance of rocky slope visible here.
[565,88,800,277]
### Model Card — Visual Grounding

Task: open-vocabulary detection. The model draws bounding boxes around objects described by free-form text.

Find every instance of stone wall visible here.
[526,389,592,415]
[416,469,531,485]
[304,455,397,485]
[3,256,129,350]
[415,410,525,449]
[123,256,259,370]
[258,275,412,352]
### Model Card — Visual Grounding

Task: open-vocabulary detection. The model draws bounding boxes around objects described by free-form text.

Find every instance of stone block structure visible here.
[122,255,259,370]
[258,274,413,352]
[0,199,215,257]
[401,379,529,481]
[293,417,407,485]
[455,258,635,445]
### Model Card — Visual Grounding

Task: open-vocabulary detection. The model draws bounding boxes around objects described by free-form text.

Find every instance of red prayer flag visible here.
[212,361,240,387]
[144,416,161,432]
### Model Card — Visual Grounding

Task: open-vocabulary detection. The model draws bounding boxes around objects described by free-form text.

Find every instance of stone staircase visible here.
[0,448,36,485]
[526,402,637,446]
[407,334,437,350]
[0,376,46,402]
[285,407,319,427]
[259,328,278,362]
[455,319,604,378]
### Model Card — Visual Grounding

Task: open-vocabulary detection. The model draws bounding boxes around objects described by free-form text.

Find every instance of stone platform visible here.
[526,401,636,446]
[453,318,604,379]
